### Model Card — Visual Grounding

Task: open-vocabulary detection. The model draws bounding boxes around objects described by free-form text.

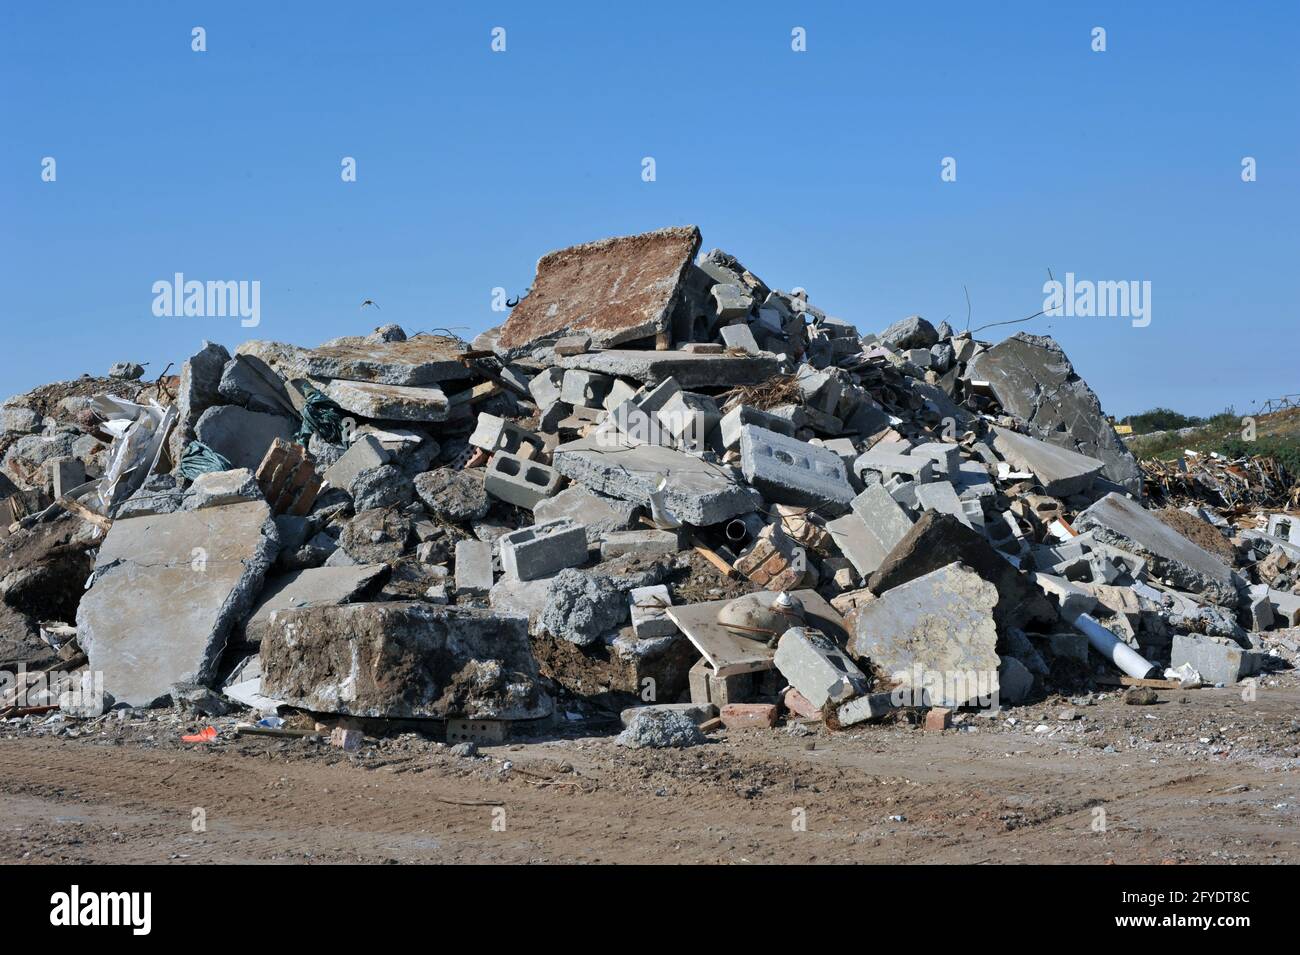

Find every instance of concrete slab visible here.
[238,334,472,386]
[557,349,781,389]
[77,500,279,706]
[967,333,1141,493]
[258,602,552,719]
[849,562,1001,708]
[243,563,388,643]
[194,405,296,473]
[1075,492,1239,607]
[552,435,760,526]
[991,427,1104,496]
[496,226,701,358]
[323,379,450,422]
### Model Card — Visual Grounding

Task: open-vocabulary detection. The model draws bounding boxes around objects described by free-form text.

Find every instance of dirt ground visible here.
[2,674,1298,864]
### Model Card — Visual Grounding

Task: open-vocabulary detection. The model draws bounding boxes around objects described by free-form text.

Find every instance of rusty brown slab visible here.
[496,225,701,357]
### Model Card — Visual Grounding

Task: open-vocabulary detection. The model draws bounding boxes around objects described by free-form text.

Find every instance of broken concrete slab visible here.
[323,379,450,422]
[991,427,1104,497]
[867,511,1058,633]
[967,333,1141,493]
[1075,492,1239,607]
[774,626,867,708]
[77,500,279,706]
[556,349,781,390]
[495,226,701,358]
[454,539,493,596]
[1170,633,1262,685]
[169,341,231,465]
[532,486,637,543]
[238,334,472,387]
[413,467,490,523]
[629,584,676,638]
[848,562,1001,708]
[323,434,391,492]
[194,405,297,473]
[258,602,551,719]
[552,436,760,526]
[242,563,388,644]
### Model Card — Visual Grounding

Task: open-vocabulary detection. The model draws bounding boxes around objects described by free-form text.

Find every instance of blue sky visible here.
[2,1,1296,417]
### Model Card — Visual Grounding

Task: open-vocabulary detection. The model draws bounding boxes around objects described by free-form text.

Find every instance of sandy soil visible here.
[2,677,1298,865]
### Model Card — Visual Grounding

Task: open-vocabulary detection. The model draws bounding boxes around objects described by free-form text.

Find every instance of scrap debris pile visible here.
[3,224,1298,748]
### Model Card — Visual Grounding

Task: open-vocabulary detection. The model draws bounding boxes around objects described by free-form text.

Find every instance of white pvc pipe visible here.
[1072,613,1159,680]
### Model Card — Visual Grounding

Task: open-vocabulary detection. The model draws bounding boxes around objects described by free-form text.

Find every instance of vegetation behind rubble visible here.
[1127,406,1300,464]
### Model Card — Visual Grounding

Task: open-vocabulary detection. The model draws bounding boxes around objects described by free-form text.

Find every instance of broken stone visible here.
[258,602,551,719]
[867,511,1058,633]
[774,626,868,708]
[556,349,781,390]
[413,467,490,523]
[967,333,1141,493]
[242,563,387,644]
[616,707,706,748]
[77,501,279,706]
[1075,493,1239,607]
[194,405,297,473]
[532,487,637,543]
[323,379,450,422]
[848,562,1001,708]
[552,436,759,526]
[496,225,701,358]
[991,427,1104,497]
[238,334,472,387]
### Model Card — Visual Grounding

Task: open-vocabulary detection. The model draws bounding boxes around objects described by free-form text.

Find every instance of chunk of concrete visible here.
[217,353,297,417]
[616,707,706,748]
[499,518,589,581]
[1170,634,1262,685]
[629,584,676,639]
[496,226,701,358]
[967,333,1141,493]
[867,511,1058,632]
[243,563,388,644]
[413,467,490,523]
[774,626,868,708]
[237,334,472,386]
[194,405,297,473]
[323,434,391,491]
[991,427,1104,497]
[323,379,450,422]
[719,321,760,354]
[1075,492,1239,607]
[533,487,637,543]
[557,349,781,389]
[169,341,231,465]
[553,436,760,526]
[848,562,1001,708]
[258,603,551,719]
[739,425,854,509]
[77,501,279,706]
[454,539,494,596]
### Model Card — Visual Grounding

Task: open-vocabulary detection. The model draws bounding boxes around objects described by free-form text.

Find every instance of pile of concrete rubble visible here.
[3,224,1298,748]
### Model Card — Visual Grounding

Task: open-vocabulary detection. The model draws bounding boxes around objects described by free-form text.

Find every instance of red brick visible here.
[720,703,779,729]
[924,707,952,731]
